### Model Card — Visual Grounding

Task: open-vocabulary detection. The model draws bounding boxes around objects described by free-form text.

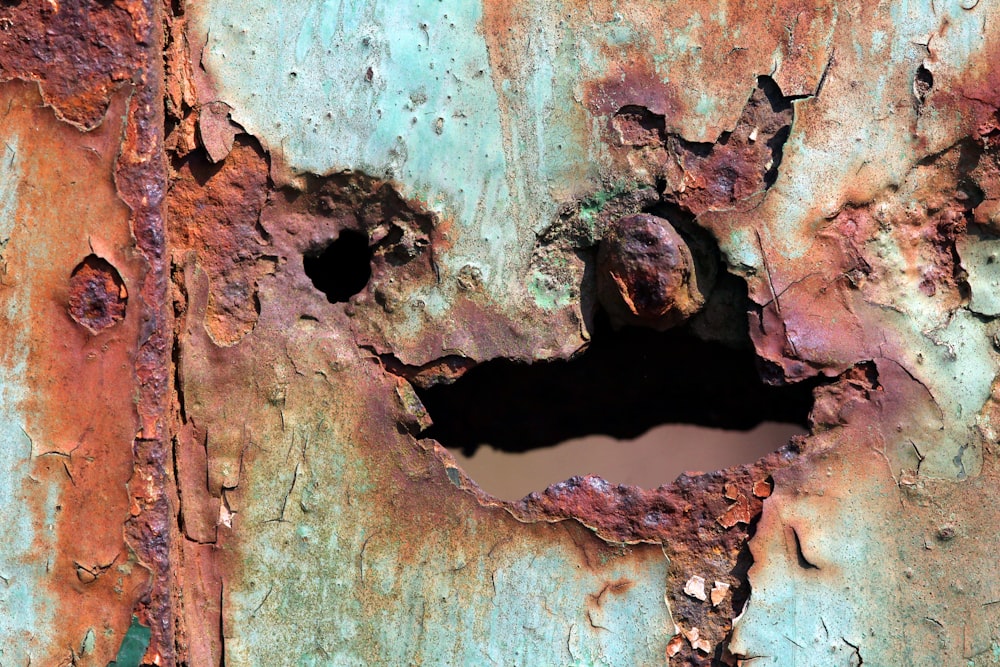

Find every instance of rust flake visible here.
[169,136,273,346]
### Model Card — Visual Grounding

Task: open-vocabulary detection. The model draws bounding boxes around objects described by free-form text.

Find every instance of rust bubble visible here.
[67,254,127,334]
[597,213,705,329]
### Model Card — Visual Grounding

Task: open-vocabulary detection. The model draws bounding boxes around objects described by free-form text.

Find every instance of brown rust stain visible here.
[169,136,272,346]
[165,142,801,662]
[585,57,685,122]
[598,78,794,216]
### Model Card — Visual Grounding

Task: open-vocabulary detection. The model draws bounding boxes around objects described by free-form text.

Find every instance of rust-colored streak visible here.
[108,0,172,661]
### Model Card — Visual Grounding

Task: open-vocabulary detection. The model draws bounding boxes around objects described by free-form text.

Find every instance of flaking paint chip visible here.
[666,635,684,658]
[711,581,730,606]
[752,479,772,498]
[684,575,707,601]
[682,626,712,653]
[219,502,234,528]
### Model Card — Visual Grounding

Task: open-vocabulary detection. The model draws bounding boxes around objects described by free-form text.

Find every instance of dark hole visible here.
[958,177,985,210]
[915,65,934,103]
[613,105,666,136]
[415,310,816,497]
[303,230,372,303]
[764,125,791,188]
[757,75,793,113]
[418,312,814,453]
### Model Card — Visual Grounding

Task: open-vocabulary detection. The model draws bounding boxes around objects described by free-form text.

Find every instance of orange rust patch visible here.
[169,137,272,345]
[0,81,145,665]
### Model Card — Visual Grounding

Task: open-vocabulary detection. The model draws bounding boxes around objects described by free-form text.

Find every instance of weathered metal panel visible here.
[5,0,1000,665]
[0,1,168,664]
[171,1,1000,665]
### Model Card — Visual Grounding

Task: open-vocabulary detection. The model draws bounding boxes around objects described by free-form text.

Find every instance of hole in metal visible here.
[417,313,814,500]
[303,229,372,303]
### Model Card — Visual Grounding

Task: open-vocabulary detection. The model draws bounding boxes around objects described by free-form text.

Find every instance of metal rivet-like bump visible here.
[597,213,706,329]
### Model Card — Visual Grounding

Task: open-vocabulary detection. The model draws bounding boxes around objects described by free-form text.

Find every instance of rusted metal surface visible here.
[5,0,1000,665]
[0,0,168,664]
[597,213,707,330]
[175,0,1000,664]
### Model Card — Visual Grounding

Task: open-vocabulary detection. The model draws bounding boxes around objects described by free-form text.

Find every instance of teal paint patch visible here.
[107,616,152,667]
[81,628,97,656]
[0,133,47,666]
[960,230,1000,317]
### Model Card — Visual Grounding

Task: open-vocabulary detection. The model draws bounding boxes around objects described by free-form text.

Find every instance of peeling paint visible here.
[5,0,1000,665]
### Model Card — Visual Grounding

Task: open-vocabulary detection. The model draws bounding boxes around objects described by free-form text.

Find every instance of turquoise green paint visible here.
[730,460,900,666]
[191,0,756,349]
[189,2,1000,665]
[0,133,49,666]
[751,0,989,261]
[578,186,628,226]
[107,617,151,667]
[527,270,574,310]
[960,232,1000,318]
[197,0,527,291]
[81,628,97,656]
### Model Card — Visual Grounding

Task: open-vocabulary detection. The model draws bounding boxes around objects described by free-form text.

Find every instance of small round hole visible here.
[303,230,372,303]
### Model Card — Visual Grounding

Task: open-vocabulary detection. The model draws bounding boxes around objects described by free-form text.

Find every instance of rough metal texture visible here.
[5,0,1000,665]
[0,0,170,665]
[177,0,1000,664]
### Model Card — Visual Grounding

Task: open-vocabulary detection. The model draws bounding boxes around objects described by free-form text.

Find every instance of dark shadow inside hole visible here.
[303,229,372,303]
[757,74,793,114]
[763,124,791,188]
[416,311,817,458]
[915,64,934,104]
